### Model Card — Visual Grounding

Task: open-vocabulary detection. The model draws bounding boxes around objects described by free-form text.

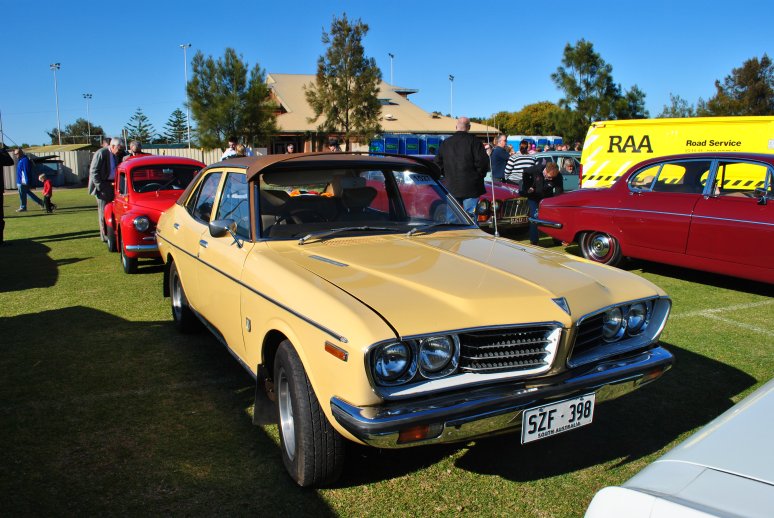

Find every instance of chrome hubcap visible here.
[589,234,611,260]
[277,368,296,460]
[171,272,182,319]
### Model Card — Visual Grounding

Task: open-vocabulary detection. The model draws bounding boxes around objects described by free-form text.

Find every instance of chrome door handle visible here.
[199,240,208,248]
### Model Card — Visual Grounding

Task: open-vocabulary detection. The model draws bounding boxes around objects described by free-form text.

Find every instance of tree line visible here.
[46,16,774,148]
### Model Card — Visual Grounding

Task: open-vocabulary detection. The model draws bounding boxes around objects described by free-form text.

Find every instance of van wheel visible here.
[275,340,344,487]
[579,231,622,266]
[169,261,199,333]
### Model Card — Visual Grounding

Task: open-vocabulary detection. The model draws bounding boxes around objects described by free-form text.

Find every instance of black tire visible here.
[119,233,138,274]
[106,227,117,253]
[275,340,345,487]
[169,261,199,333]
[579,231,622,266]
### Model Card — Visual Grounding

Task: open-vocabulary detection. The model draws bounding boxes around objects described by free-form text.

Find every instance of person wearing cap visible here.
[13,148,44,212]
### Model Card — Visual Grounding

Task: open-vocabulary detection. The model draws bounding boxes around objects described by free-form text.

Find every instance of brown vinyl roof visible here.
[267,73,497,136]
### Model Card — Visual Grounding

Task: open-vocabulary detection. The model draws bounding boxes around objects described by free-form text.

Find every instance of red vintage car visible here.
[532,152,774,283]
[105,155,204,273]
[412,156,528,231]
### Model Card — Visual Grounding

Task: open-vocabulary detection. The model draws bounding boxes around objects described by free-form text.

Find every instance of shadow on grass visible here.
[36,229,101,243]
[623,259,770,296]
[0,306,336,516]
[0,239,58,292]
[452,342,755,481]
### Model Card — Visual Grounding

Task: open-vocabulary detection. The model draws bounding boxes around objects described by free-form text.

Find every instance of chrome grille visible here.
[459,326,555,374]
[573,313,604,356]
[501,197,528,218]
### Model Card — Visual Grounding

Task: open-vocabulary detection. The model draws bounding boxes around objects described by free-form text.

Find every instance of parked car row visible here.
[152,151,674,486]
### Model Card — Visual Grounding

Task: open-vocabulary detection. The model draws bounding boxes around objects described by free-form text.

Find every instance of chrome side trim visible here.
[530,217,563,229]
[157,233,349,343]
[125,244,159,252]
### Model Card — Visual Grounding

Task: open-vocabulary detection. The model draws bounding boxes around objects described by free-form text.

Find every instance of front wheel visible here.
[106,226,117,253]
[579,231,622,266]
[275,340,345,487]
[169,261,199,333]
[119,233,138,274]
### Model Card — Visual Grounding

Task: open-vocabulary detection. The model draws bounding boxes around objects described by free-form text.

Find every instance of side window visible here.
[715,161,770,198]
[215,173,250,239]
[118,172,127,195]
[190,172,222,223]
[629,164,660,191]
[651,160,712,194]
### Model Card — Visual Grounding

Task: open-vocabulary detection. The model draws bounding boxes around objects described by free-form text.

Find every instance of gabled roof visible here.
[267,73,497,136]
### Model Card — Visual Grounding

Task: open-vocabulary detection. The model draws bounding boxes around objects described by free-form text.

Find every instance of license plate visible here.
[521,393,595,444]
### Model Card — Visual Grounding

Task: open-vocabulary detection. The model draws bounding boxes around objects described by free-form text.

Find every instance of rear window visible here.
[132,165,200,193]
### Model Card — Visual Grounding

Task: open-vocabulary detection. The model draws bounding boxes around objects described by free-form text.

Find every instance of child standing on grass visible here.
[39,174,56,213]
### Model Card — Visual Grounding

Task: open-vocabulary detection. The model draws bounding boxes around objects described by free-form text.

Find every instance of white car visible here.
[585,378,774,518]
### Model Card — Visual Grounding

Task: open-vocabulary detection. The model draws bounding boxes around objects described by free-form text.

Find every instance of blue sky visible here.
[1,0,770,146]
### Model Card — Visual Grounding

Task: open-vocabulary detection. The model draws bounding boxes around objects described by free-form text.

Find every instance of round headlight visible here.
[419,336,454,376]
[374,342,412,383]
[475,199,490,215]
[602,307,625,341]
[626,302,648,335]
[133,216,150,232]
[493,199,502,212]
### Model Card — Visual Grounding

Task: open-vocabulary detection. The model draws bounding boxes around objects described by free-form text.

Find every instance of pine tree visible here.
[305,13,382,150]
[187,48,276,148]
[163,108,189,144]
[124,108,157,143]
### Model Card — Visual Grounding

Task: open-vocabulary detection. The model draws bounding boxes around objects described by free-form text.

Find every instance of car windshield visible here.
[132,165,200,193]
[259,165,473,239]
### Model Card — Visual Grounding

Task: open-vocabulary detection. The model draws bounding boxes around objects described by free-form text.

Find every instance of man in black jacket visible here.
[434,117,489,216]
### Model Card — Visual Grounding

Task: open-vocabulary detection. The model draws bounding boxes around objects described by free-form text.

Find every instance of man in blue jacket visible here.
[13,148,44,212]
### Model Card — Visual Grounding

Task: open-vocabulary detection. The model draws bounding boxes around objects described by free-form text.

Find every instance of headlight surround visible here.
[626,302,649,335]
[133,216,150,232]
[373,342,415,384]
[475,199,490,215]
[418,335,458,378]
[602,306,625,341]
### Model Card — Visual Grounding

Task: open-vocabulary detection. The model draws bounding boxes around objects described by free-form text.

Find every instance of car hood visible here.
[127,192,185,214]
[486,181,520,198]
[267,230,664,337]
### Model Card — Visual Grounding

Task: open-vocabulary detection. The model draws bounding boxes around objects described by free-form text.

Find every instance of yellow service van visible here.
[580,116,774,188]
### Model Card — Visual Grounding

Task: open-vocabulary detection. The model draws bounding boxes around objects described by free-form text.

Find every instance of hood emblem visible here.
[552,297,571,315]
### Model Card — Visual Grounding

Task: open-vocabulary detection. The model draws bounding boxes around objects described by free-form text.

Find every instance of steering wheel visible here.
[276,209,328,225]
[137,182,163,193]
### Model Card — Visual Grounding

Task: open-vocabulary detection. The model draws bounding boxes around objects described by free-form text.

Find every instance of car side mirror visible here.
[209,219,243,248]
[754,188,769,206]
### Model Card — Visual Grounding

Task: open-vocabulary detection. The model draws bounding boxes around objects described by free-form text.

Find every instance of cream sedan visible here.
[156,152,674,487]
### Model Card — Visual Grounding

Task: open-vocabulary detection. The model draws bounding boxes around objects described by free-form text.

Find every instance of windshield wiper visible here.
[406,222,469,237]
[298,226,393,245]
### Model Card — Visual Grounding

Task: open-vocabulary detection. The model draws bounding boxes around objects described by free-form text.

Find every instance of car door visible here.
[688,159,774,270]
[613,159,711,255]
[195,171,254,356]
[167,170,223,308]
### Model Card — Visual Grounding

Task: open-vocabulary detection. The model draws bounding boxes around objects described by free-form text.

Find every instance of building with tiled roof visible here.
[266,73,497,153]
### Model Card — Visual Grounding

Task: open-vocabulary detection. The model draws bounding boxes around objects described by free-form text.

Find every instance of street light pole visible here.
[179,43,192,149]
[388,53,394,84]
[83,93,92,145]
[50,63,62,146]
[449,74,454,119]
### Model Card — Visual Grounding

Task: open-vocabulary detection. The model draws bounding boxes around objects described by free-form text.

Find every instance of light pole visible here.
[388,53,394,84]
[448,74,454,119]
[83,93,92,145]
[179,43,192,148]
[50,63,62,146]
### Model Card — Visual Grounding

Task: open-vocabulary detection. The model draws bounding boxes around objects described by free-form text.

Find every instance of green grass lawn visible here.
[1,187,772,516]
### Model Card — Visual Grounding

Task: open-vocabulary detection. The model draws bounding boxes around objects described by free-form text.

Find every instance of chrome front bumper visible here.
[529,217,563,229]
[124,244,159,252]
[331,346,673,448]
